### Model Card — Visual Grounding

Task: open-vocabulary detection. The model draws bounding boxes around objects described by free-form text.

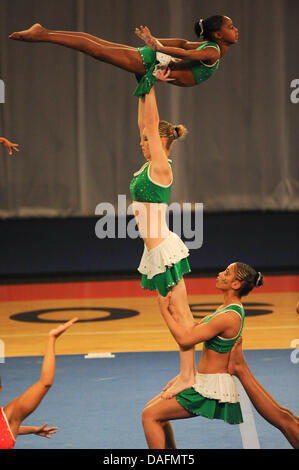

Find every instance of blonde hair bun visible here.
[174,124,188,140]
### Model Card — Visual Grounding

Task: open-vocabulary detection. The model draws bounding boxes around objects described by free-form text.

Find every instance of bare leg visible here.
[228,338,299,449]
[9,24,145,74]
[158,280,196,399]
[142,395,192,449]
[4,318,78,439]
[162,421,177,449]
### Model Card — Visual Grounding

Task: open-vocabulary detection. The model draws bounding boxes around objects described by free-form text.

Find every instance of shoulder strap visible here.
[220,304,244,317]
[198,41,220,50]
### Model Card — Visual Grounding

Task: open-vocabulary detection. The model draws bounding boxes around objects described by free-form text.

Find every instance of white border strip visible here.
[237,379,261,449]
[84,352,115,359]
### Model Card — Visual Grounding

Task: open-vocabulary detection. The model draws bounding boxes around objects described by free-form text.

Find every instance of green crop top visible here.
[187,41,220,85]
[130,160,172,204]
[203,304,245,354]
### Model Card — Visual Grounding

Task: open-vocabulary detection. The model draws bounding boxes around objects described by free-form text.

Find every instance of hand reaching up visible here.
[48,317,78,340]
[135,26,160,51]
[0,137,19,155]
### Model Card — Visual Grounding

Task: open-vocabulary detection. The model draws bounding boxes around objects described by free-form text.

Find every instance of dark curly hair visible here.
[194,15,225,42]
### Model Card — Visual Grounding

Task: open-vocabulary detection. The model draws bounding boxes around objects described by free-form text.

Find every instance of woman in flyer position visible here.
[9,16,238,97]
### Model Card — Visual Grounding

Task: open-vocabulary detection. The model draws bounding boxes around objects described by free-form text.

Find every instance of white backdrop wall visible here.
[0,0,298,217]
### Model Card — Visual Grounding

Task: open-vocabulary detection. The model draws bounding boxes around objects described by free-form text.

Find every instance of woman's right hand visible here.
[135,26,160,51]
[155,68,175,82]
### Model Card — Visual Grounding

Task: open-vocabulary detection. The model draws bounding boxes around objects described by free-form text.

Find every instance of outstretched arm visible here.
[156,38,201,50]
[135,27,200,51]
[3,318,78,439]
[0,137,19,155]
[18,423,58,439]
[135,26,219,63]
[228,338,299,449]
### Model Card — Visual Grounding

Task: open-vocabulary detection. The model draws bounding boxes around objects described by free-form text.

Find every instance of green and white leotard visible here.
[134,41,220,97]
[186,41,220,84]
[203,304,245,353]
[130,161,190,297]
[175,304,245,425]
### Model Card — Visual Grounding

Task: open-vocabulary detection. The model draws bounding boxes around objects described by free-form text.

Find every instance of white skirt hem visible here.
[192,373,240,404]
[137,232,189,279]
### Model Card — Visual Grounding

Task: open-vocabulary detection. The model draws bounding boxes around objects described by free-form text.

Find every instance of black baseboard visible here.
[0,211,298,279]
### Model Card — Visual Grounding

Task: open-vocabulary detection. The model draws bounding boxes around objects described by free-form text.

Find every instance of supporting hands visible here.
[155,68,175,82]
[135,26,160,51]
[157,291,172,316]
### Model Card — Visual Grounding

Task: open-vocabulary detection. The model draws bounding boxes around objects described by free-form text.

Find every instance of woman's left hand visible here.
[35,422,59,438]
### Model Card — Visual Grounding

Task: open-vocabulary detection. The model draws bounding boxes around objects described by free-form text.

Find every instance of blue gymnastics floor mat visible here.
[0,349,297,449]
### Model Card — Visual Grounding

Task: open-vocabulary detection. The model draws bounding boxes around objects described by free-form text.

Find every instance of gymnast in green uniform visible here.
[9,16,239,97]
[130,83,197,399]
[142,262,264,449]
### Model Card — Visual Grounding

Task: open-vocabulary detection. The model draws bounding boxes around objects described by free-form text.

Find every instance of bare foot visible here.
[228,337,245,376]
[161,374,195,399]
[9,23,46,41]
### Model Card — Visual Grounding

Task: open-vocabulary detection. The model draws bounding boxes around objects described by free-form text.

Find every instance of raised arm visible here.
[143,86,170,175]
[138,96,146,139]
[3,318,78,440]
